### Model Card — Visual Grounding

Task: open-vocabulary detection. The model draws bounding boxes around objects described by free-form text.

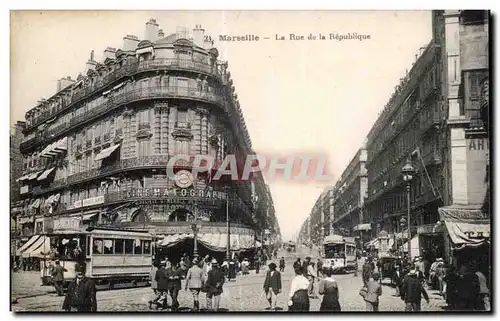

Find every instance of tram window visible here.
[133,239,142,254]
[143,240,151,254]
[103,239,113,254]
[114,239,124,255]
[93,239,103,255]
[124,239,134,254]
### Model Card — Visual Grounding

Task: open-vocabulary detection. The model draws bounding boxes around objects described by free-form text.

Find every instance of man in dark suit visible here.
[401,269,429,312]
[392,265,403,296]
[62,263,97,312]
[263,263,282,311]
[165,262,182,311]
[52,260,67,296]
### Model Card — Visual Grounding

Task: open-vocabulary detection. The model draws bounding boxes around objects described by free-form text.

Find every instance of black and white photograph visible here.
[8,9,491,313]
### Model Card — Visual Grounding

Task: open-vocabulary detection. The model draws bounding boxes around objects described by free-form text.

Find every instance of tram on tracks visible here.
[40,227,154,290]
[321,234,357,274]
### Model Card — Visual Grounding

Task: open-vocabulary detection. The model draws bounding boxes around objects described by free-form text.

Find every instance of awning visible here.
[16,235,40,256]
[27,171,42,180]
[46,193,61,205]
[323,234,344,245]
[353,223,371,232]
[54,137,68,152]
[37,167,55,181]
[365,238,379,249]
[31,198,41,209]
[157,233,255,252]
[402,235,420,256]
[21,235,51,258]
[94,144,121,161]
[16,174,30,182]
[82,212,99,221]
[45,194,55,204]
[438,205,490,249]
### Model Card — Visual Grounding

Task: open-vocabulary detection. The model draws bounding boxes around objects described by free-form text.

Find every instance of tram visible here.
[40,227,153,290]
[321,234,357,273]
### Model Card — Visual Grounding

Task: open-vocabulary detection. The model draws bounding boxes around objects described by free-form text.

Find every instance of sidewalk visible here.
[11,271,54,300]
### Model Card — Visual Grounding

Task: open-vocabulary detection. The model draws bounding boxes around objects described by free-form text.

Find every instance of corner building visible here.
[16,20,277,255]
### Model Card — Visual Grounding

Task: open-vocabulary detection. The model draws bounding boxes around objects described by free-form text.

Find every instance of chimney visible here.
[192,24,205,47]
[123,35,139,51]
[85,50,97,73]
[103,47,117,60]
[144,18,159,41]
[57,76,75,92]
[203,37,214,49]
[158,29,165,38]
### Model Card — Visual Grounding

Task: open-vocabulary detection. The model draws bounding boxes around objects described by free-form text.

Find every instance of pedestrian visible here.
[254,255,261,274]
[51,260,67,296]
[279,257,285,272]
[318,267,341,311]
[444,265,459,309]
[306,261,318,299]
[392,265,403,296]
[241,258,250,275]
[316,258,323,278]
[205,258,225,311]
[288,266,310,311]
[62,263,97,312]
[149,262,158,296]
[471,262,490,311]
[401,268,429,312]
[293,258,302,270]
[149,260,168,309]
[263,262,282,311]
[185,258,204,311]
[228,257,237,281]
[363,272,382,311]
[179,257,188,278]
[362,258,373,286]
[455,262,480,311]
[166,262,182,311]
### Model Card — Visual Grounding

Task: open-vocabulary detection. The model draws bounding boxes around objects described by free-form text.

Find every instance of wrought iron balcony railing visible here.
[24,58,223,131]
[21,86,226,152]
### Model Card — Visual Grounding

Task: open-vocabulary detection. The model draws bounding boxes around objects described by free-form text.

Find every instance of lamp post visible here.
[399,216,407,256]
[251,193,260,250]
[225,187,231,261]
[401,159,415,259]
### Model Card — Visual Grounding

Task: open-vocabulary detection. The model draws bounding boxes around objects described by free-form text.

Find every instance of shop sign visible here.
[53,217,81,231]
[74,196,104,209]
[126,188,227,200]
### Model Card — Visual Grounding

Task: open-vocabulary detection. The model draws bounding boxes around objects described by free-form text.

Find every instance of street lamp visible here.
[401,159,415,259]
[225,187,231,261]
[191,222,201,257]
[251,193,260,251]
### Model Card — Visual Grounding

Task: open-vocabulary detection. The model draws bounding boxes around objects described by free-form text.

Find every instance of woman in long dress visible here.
[318,267,341,311]
[288,266,310,311]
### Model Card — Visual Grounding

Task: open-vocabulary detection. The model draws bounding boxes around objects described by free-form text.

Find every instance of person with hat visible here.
[51,260,67,296]
[263,262,282,311]
[363,272,382,311]
[400,268,429,312]
[165,261,182,311]
[149,260,169,310]
[318,267,341,311]
[184,258,205,311]
[62,263,97,312]
[205,258,225,311]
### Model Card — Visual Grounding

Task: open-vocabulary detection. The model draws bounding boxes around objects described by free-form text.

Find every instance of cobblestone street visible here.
[12,255,447,312]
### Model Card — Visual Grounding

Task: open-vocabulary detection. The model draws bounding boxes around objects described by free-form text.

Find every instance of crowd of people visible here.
[29,247,490,313]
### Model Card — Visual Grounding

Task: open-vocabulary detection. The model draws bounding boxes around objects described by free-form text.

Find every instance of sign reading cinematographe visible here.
[125,188,228,200]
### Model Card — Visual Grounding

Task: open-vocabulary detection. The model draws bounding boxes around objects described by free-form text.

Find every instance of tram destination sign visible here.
[125,187,228,200]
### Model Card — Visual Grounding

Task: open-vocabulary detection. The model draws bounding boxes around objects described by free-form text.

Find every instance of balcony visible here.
[103,133,111,142]
[21,86,225,152]
[24,58,224,132]
[85,140,92,148]
[138,123,151,131]
[94,136,101,145]
[175,121,191,129]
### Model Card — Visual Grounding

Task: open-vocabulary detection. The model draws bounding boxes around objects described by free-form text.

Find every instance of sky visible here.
[10,10,432,241]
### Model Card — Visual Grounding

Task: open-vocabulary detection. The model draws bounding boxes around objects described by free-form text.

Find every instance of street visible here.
[12,251,447,312]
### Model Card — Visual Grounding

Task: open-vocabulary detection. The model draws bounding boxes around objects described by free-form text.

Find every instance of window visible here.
[124,239,134,254]
[114,239,124,254]
[103,239,113,254]
[177,109,188,123]
[138,139,151,157]
[134,239,142,254]
[93,239,103,254]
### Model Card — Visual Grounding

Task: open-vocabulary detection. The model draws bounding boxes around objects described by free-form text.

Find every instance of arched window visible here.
[131,209,150,223]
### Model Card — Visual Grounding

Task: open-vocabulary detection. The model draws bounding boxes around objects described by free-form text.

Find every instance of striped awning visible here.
[16,174,30,182]
[31,198,41,209]
[27,171,42,180]
[94,144,121,161]
[37,167,55,181]
[157,232,255,252]
[54,137,68,152]
[21,235,51,258]
[16,235,40,256]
